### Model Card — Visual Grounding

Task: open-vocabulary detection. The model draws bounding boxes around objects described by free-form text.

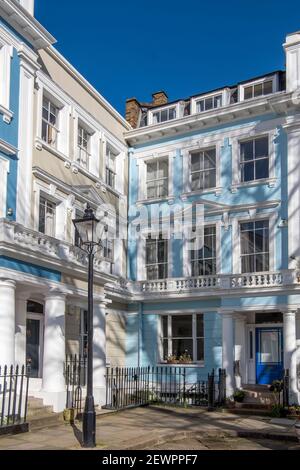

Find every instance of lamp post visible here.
[73,204,107,448]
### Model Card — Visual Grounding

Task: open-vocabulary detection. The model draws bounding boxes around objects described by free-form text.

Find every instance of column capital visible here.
[0,279,16,289]
[283,309,297,317]
[44,290,67,301]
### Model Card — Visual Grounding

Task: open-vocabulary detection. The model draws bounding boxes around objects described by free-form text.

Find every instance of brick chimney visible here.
[125,98,141,129]
[152,91,168,106]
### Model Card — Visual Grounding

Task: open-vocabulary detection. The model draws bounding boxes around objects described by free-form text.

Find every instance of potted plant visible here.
[178,351,193,364]
[166,355,178,364]
[233,389,246,406]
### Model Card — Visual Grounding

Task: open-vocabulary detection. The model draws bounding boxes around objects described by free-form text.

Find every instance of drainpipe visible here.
[138,303,143,368]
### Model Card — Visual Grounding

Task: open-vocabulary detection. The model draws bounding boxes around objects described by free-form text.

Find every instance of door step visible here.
[27,397,64,430]
[242,385,276,406]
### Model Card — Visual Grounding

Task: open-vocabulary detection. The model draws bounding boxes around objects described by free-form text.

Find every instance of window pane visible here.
[197,338,204,361]
[146,240,157,264]
[157,240,167,263]
[244,87,253,100]
[172,339,193,359]
[241,254,255,273]
[214,95,222,108]
[242,162,254,182]
[147,162,157,181]
[263,80,273,95]
[158,160,168,179]
[169,108,176,120]
[254,83,263,97]
[205,97,213,110]
[162,316,168,337]
[161,109,168,122]
[162,339,168,360]
[147,182,157,199]
[197,100,205,112]
[172,315,192,337]
[191,153,200,172]
[197,315,204,337]
[191,173,200,191]
[203,149,216,169]
[256,253,269,272]
[241,230,254,255]
[255,159,269,179]
[255,137,268,158]
[241,141,253,161]
[153,113,159,124]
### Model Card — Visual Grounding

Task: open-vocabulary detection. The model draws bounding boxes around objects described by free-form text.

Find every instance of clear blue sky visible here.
[35,0,300,116]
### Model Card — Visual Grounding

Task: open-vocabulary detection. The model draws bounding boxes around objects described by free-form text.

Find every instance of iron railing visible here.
[104,366,226,411]
[64,355,87,416]
[0,365,30,435]
[283,368,290,408]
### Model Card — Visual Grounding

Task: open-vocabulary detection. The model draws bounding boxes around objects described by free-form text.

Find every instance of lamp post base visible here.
[82,395,96,448]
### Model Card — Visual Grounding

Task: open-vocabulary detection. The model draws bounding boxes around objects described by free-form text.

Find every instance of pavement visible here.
[0,405,299,451]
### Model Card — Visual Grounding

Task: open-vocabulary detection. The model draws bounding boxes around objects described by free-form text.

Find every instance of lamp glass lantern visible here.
[73,205,100,248]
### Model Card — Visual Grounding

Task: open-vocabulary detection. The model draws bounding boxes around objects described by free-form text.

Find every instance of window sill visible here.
[230,177,277,193]
[0,104,13,124]
[34,138,124,199]
[157,362,205,368]
[136,195,175,206]
[181,187,222,200]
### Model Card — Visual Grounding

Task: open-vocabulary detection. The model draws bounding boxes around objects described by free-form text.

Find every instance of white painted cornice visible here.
[125,92,297,146]
[0,0,56,50]
[0,138,17,155]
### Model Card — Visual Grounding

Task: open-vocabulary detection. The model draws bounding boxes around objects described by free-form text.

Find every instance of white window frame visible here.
[0,155,10,217]
[0,40,13,121]
[79,309,88,357]
[190,225,217,277]
[231,213,276,274]
[145,234,169,281]
[182,221,221,277]
[105,144,117,189]
[148,102,182,126]
[239,75,278,102]
[191,88,230,115]
[158,313,205,364]
[77,123,91,170]
[41,95,60,149]
[72,108,100,178]
[182,141,222,196]
[38,194,57,238]
[35,75,71,157]
[146,158,169,200]
[231,131,276,191]
[136,152,175,203]
[240,219,270,274]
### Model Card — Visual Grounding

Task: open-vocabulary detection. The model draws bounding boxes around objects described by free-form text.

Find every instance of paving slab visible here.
[0,405,298,450]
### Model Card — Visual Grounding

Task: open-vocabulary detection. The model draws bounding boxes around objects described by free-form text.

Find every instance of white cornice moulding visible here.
[0,138,18,155]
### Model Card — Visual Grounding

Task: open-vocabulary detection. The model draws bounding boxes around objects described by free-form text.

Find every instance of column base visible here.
[93,386,106,408]
[41,390,66,413]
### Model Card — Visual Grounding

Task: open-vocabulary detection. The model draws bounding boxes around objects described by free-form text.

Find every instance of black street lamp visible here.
[73,204,107,448]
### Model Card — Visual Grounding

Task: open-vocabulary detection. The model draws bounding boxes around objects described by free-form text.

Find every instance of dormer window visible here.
[196,94,222,113]
[152,106,176,124]
[240,76,277,101]
[244,80,273,100]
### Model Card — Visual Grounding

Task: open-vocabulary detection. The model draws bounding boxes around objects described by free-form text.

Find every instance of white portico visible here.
[220,307,300,403]
[0,267,109,413]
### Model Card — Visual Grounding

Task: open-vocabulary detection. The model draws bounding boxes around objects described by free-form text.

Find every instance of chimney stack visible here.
[125,98,141,129]
[152,91,168,106]
[19,0,35,16]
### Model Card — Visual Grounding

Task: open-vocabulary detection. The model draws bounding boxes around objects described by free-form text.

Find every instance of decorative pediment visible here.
[73,185,106,206]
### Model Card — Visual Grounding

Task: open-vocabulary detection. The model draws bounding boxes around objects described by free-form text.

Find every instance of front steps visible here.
[27,397,64,430]
[228,384,276,416]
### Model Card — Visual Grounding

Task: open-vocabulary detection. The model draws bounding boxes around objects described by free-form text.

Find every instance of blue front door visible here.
[256,328,283,385]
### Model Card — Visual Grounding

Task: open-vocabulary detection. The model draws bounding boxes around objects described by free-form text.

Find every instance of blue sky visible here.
[35,0,300,116]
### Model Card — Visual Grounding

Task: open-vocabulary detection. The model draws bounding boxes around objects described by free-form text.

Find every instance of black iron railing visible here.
[283,368,290,408]
[0,365,30,435]
[64,355,87,416]
[104,366,227,411]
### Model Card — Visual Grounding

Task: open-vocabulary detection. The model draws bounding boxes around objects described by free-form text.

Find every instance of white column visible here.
[283,310,298,400]
[222,313,234,397]
[42,291,66,412]
[235,317,246,389]
[93,301,107,407]
[15,294,28,368]
[0,280,16,368]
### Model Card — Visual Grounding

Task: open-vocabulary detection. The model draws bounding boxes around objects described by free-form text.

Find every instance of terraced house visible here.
[0,0,130,412]
[0,0,300,415]
[123,37,300,404]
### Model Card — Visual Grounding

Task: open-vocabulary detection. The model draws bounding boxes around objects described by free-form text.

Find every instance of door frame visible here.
[246,322,283,385]
[26,312,44,378]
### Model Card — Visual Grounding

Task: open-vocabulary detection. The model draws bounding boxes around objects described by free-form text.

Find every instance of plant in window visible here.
[166,355,178,364]
[178,351,193,364]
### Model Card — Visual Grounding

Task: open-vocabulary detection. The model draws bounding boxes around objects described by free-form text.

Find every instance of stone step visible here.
[29,412,64,430]
[226,407,271,417]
